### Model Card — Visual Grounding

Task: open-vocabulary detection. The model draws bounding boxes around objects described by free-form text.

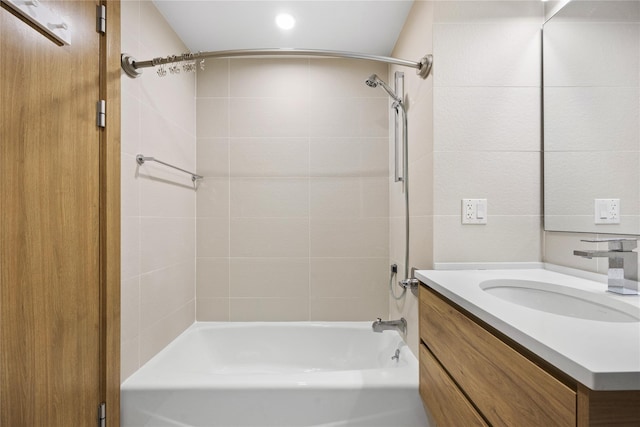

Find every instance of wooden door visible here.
[1,1,107,425]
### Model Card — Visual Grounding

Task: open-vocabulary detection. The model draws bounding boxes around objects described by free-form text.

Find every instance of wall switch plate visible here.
[594,199,620,224]
[462,199,487,224]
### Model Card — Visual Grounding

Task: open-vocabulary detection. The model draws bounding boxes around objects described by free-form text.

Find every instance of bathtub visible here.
[121,322,429,427]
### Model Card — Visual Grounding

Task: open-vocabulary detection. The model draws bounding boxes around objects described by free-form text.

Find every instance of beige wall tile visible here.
[408,154,434,217]
[309,140,362,177]
[121,277,140,343]
[197,98,229,138]
[141,218,196,273]
[194,56,395,327]
[310,258,388,298]
[196,258,229,298]
[230,138,309,177]
[121,94,141,156]
[196,179,230,218]
[230,59,310,98]
[362,177,390,218]
[120,337,139,383]
[139,76,195,139]
[229,258,310,297]
[197,218,230,258]
[308,98,389,138]
[230,298,309,321]
[308,59,388,99]
[311,218,388,257]
[230,218,309,257]
[139,262,195,331]
[389,216,406,269]
[310,178,360,218]
[409,216,434,271]
[121,153,140,217]
[140,105,195,164]
[196,59,229,98]
[310,138,388,177]
[121,0,197,382]
[196,298,230,321]
[139,174,196,218]
[388,288,420,356]
[139,301,195,365]
[121,216,140,280]
[310,296,388,321]
[230,98,309,137]
[196,138,229,177]
[230,178,309,218]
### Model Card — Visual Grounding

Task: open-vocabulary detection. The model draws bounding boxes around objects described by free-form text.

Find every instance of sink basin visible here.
[480,279,640,323]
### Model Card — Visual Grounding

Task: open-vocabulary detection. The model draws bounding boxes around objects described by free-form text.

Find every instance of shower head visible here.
[365,74,378,88]
[364,74,402,103]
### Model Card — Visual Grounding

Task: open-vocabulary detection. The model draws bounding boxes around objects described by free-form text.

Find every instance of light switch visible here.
[476,200,486,219]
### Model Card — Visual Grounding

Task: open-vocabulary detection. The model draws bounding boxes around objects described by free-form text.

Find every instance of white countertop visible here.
[416,268,640,391]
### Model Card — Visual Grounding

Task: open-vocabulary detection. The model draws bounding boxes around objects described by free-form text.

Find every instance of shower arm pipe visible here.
[121,48,433,79]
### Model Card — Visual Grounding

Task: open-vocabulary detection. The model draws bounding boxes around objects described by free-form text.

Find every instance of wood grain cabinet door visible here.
[1,1,104,425]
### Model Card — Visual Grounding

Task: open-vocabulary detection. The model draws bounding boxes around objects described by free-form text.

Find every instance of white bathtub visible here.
[121,322,429,427]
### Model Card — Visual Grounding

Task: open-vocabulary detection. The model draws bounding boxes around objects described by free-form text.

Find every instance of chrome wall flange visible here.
[416,54,433,79]
[121,54,142,78]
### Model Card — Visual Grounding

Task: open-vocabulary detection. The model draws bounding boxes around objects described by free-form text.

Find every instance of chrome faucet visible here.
[573,238,639,295]
[372,317,407,334]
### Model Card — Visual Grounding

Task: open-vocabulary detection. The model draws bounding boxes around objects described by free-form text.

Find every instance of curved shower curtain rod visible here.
[121,48,433,79]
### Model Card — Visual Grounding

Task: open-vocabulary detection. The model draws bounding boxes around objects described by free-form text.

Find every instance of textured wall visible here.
[431,1,543,264]
[391,1,544,356]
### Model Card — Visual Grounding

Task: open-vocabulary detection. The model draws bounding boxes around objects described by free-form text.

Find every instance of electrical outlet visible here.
[594,199,620,224]
[462,199,487,224]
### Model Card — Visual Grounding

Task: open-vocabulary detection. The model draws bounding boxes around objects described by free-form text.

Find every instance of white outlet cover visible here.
[462,199,487,225]
[594,199,620,224]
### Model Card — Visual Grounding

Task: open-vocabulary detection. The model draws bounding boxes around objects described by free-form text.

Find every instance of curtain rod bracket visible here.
[121,54,142,78]
[417,54,433,79]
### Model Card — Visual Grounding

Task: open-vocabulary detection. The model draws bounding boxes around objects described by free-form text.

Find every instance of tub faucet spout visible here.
[372,317,407,334]
[573,238,638,295]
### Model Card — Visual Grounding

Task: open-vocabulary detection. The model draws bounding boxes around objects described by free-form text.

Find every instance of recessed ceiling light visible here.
[275,13,295,30]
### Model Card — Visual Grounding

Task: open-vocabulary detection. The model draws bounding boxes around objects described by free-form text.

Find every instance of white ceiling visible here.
[152,1,415,56]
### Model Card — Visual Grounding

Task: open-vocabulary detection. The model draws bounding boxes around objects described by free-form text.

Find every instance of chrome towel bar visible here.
[136,154,203,182]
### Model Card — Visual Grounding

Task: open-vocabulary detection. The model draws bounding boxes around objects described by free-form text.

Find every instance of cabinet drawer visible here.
[420,343,488,427]
[420,286,576,427]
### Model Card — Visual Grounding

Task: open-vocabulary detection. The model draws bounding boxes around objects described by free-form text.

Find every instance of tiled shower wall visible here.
[195,59,391,321]
[120,1,196,381]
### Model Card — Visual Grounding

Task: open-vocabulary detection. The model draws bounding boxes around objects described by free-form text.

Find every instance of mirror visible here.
[543,0,640,234]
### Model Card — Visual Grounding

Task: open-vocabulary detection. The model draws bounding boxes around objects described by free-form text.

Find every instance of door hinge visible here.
[97,5,106,34]
[96,100,106,128]
[98,402,106,427]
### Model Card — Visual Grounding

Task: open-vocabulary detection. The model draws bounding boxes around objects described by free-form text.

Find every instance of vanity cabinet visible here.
[419,284,640,426]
